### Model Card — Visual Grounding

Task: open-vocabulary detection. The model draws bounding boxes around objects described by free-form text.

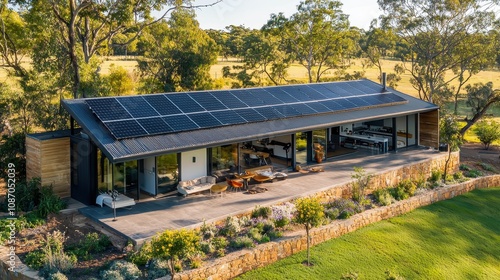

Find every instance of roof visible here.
[27,129,74,141]
[62,79,438,162]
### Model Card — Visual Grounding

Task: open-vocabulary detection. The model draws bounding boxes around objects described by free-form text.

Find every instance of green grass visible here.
[237,188,500,280]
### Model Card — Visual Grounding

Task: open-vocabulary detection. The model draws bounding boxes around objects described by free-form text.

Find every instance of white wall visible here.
[181,149,207,180]
[139,157,156,195]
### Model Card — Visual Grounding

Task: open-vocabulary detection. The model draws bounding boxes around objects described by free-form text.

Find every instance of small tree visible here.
[294,197,324,266]
[440,115,463,182]
[351,166,372,203]
[150,229,200,279]
[473,120,500,150]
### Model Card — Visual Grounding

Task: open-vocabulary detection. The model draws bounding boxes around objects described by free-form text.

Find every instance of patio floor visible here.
[79,146,443,245]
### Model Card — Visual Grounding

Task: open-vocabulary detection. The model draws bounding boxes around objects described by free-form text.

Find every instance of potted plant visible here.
[314,143,325,163]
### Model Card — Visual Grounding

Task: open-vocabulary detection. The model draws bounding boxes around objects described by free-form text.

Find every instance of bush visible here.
[338,210,354,219]
[229,236,255,249]
[271,202,295,228]
[212,236,228,257]
[351,167,372,203]
[219,216,242,237]
[24,250,46,269]
[266,230,283,240]
[36,186,67,218]
[273,217,291,228]
[15,178,41,212]
[324,208,340,220]
[479,162,496,172]
[429,169,443,183]
[41,231,76,276]
[0,213,45,243]
[465,169,483,178]
[199,221,217,239]
[100,260,141,280]
[251,205,272,219]
[147,259,169,280]
[459,164,471,171]
[67,232,112,259]
[453,171,465,181]
[128,242,152,266]
[390,180,416,201]
[247,227,263,243]
[373,189,393,206]
[327,198,363,214]
[47,271,68,280]
[473,120,500,150]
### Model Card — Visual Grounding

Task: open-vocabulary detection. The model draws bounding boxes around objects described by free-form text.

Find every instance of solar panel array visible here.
[86,81,408,139]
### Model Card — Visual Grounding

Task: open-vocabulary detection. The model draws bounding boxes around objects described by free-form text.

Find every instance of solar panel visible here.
[254,107,283,120]
[188,112,222,128]
[304,85,329,100]
[335,99,357,109]
[272,105,301,117]
[162,115,199,132]
[137,118,173,135]
[362,95,386,106]
[249,89,283,105]
[87,98,132,121]
[386,93,407,103]
[143,94,182,115]
[232,90,265,107]
[320,100,347,111]
[165,94,205,113]
[348,97,371,107]
[117,96,159,118]
[305,102,331,113]
[234,108,266,122]
[188,92,228,111]
[105,120,147,139]
[210,110,247,125]
[265,87,300,103]
[212,91,247,109]
[306,84,338,99]
[282,86,313,102]
[289,103,317,115]
[321,83,356,97]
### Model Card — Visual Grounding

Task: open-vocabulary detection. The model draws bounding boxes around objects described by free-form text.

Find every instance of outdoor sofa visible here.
[177,176,216,196]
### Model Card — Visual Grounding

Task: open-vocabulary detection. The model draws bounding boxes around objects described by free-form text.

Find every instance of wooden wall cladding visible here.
[26,136,71,197]
[419,110,439,149]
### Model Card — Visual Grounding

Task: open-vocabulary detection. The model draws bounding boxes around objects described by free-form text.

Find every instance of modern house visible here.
[26,79,439,205]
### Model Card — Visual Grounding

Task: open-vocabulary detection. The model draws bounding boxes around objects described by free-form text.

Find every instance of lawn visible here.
[237,188,500,280]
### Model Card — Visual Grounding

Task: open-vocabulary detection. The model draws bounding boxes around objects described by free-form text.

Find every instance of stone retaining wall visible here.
[175,174,499,280]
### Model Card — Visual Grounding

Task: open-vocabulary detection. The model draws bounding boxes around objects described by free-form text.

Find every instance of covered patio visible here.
[79,146,444,245]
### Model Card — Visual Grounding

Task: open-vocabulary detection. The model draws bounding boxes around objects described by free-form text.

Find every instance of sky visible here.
[191,0,381,30]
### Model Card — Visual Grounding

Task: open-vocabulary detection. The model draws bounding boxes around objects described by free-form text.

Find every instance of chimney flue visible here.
[382,72,387,91]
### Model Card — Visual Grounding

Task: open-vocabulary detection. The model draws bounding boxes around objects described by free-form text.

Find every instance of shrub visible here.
[266,230,283,240]
[100,260,141,280]
[465,169,483,178]
[260,235,271,243]
[479,162,496,172]
[47,271,68,280]
[373,189,393,206]
[41,231,76,276]
[188,253,204,269]
[459,164,471,171]
[390,180,416,201]
[251,205,272,219]
[473,120,500,150]
[273,217,290,228]
[229,236,255,249]
[199,221,217,239]
[351,166,372,203]
[429,169,443,183]
[271,202,295,228]
[0,214,44,243]
[67,232,112,259]
[199,241,214,255]
[15,178,41,212]
[36,186,67,219]
[324,208,340,220]
[147,259,169,280]
[219,216,242,237]
[211,236,228,257]
[453,171,465,181]
[338,210,354,219]
[24,249,46,269]
[128,242,152,266]
[327,198,363,214]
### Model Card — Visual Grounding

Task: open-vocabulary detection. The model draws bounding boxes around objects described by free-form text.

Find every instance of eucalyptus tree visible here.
[265,0,357,83]
[461,82,500,135]
[137,9,218,93]
[378,0,499,104]
[0,3,31,77]
[14,0,220,98]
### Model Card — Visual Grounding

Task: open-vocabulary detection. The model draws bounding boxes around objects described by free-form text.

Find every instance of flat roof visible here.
[62,80,438,162]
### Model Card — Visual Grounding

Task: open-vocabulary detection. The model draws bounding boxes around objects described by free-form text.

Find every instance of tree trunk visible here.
[443,147,452,183]
[306,225,310,265]
[68,0,81,98]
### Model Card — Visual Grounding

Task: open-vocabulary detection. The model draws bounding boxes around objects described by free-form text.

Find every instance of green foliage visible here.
[128,242,152,267]
[429,169,443,183]
[219,216,242,238]
[147,259,170,280]
[15,177,41,212]
[324,208,340,220]
[0,133,26,181]
[24,249,46,269]
[464,169,483,178]
[229,236,255,249]
[66,232,111,260]
[47,271,68,280]
[211,236,228,257]
[100,260,141,280]
[326,198,363,219]
[373,189,393,206]
[35,185,67,219]
[459,164,471,171]
[479,162,496,172]
[237,188,500,279]
[294,196,324,265]
[40,231,76,277]
[351,166,372,203]
[150,228,200,279]
[0,213,45,243]
[251,205,272,219]
[390,180,416,201]
[473,120,500,149]
[199,220,217,239]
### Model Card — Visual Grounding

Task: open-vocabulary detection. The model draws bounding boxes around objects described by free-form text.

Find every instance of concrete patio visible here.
[79,146,444,245]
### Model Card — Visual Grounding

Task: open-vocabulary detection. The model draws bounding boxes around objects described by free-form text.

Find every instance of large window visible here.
[312,129,326,162]
[97,150,112,192]
[295,132,307,164]
[211,144,238,172]
[157,154,179,194]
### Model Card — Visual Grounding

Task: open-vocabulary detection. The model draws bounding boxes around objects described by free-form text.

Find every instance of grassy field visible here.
[237,188,500,280]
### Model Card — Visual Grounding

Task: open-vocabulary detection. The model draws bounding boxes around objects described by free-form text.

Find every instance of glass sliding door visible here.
[157,154,179,194]
[97,150,112,192]
[295,132,307,165]
[312,129,326,162]
[125,161,139,200]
